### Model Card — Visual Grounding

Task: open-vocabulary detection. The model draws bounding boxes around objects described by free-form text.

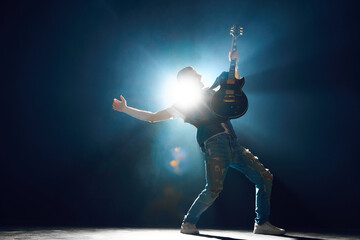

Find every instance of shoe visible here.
[180,222,199,234]
[253,221,286,235]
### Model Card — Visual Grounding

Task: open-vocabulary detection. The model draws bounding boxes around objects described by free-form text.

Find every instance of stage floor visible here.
[0,228,359,240]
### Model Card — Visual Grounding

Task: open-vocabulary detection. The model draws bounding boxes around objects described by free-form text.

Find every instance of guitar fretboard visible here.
[228,37,238,80]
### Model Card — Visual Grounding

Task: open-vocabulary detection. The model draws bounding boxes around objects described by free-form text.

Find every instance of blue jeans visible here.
[183,133,273,225]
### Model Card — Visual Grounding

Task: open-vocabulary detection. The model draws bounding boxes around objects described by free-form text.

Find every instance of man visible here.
[112,51,285,236]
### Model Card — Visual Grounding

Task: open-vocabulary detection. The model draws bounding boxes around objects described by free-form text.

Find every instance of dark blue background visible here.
[2,0,359,232]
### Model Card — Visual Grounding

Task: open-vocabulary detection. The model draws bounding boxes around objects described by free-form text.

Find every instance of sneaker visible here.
[253,221,286,235]
[180,222,199,234]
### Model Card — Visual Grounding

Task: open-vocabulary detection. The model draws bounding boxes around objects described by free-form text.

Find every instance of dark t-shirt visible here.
[167,87,237,146]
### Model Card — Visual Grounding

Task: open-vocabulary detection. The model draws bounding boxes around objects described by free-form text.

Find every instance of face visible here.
[178,69,204,88]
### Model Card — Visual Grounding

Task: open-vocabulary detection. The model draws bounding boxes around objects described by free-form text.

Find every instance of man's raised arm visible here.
[112,95,174,123]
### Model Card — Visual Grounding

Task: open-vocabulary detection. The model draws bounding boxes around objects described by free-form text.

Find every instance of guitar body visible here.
[210,24,248,119]
[211,75,248,119]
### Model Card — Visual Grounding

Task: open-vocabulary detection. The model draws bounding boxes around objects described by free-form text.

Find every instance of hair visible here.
[177,66,201,82]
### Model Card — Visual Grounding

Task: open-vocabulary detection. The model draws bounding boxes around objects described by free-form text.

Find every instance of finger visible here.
[230,51,238,56]
[120,95,126,101]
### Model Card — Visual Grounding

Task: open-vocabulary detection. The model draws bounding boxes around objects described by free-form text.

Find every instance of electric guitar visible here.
[210,25,248,119]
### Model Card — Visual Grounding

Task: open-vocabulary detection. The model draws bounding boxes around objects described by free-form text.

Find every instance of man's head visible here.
[177,66,204,88]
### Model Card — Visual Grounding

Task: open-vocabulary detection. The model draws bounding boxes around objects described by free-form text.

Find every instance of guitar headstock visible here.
[230,25,244,38]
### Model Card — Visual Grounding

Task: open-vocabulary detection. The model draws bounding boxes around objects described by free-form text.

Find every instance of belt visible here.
[203,132,229,146]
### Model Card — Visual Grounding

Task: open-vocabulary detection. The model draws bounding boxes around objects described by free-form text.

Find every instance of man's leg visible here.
[229,141,285,235]
[182,134,231,226]
[230,144,273,225]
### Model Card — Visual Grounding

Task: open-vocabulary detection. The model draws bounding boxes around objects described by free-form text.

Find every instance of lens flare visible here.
[177,81,202,108]
[163,77,203,110]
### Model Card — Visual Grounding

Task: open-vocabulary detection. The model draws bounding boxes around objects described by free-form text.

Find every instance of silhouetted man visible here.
[112,50,285,236]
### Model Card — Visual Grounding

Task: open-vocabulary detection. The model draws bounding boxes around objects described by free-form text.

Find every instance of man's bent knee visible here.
[210,188,222,199]
[261,168,273,182]
[198,187,222,206]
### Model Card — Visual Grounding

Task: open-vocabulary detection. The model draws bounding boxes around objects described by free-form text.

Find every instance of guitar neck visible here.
[228,36,238,80]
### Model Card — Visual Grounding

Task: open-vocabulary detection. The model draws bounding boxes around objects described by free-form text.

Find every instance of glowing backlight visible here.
[163,76,203,110]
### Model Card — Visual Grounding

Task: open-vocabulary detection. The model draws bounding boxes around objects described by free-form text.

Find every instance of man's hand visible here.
[113,95,127,112]
[229,50,240,62]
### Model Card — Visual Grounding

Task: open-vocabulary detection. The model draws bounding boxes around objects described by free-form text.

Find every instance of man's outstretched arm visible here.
[112,95,174,123]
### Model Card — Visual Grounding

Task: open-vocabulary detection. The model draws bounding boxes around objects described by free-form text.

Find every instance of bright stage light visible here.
[175,80,202,109]
[162,76,203,110]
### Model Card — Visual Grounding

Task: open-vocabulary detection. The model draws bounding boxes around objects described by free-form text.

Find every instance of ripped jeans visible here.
[182,133,273,225]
